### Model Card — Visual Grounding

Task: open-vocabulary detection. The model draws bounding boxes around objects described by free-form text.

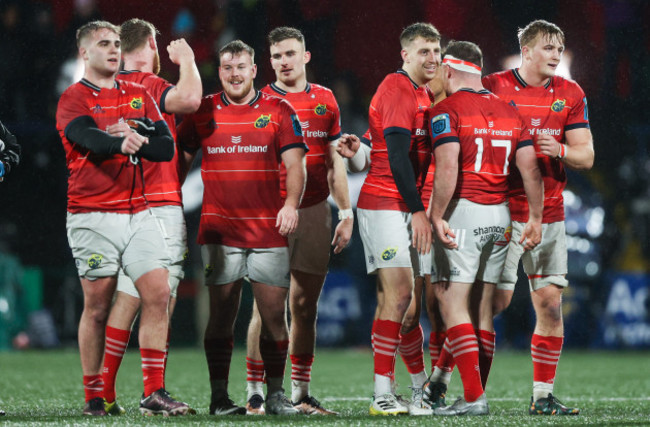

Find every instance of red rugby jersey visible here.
[429,89,533,205]
[358,70,434,212]
[118,70,182,208]
[178,91,307,248]
[262,82,341,208]
[483,69,590,222]
[56,78,166,213]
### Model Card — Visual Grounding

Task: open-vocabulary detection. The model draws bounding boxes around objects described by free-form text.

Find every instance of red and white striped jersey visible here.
[118,70,182,208]
[56,78,165,213]
[358,70,434,212]
[429,89,533,205]
[262,82,341,208]
[483,69,590,222]
[178,91,307,248]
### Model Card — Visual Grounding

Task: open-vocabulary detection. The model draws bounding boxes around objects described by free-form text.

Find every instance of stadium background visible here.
[0,0,648,354]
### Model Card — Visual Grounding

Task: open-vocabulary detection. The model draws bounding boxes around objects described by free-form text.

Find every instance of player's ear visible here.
[303,50,311,65]
[79,46,88,60]
[148,35,157,50]
[400,48,409,63]
[251,63,257,78]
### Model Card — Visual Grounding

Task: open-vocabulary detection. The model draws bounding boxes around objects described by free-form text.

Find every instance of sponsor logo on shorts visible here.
[381,247,397,261]
[368,255,375,265]
[474,225,509,246]
[87,254,103,269]
[204,264,213,277]
[450,266,461,276]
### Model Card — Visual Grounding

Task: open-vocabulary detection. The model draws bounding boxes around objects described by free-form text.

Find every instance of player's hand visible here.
[331,217,353,254]
[411,211,433,255]
[432,218,457,249]
[276,205,299,236]
[519,220,542,251]
[106,122,132,137]
[120,131,149,155]
[167,38,195,64]
[336,133,361,159]
[537,133,562,159]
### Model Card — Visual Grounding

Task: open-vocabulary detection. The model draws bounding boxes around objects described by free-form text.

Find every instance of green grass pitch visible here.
[1,348,649,425]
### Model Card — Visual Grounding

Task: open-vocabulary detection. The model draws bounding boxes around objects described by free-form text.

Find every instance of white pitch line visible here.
[322,397,650,402]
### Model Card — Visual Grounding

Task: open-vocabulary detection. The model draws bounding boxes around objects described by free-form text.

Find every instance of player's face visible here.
[427,59,446,101]
[270,38,310,86]
[82,28,121,77]
[219,52,257,104]
[402,37,441,86]
[524,34,565,79]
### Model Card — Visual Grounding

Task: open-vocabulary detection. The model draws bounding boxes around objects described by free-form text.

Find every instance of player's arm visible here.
[176,113,200,178]
[338,133,371,173]
[536,129,594,171]
[515,143,543,251]
[103,118,174,162]
[429,140,458,249]
[0,120,20,181]
[386,130,431,254]
[164,39,202,114]
[277,147,307,236]
[327,143,353,254]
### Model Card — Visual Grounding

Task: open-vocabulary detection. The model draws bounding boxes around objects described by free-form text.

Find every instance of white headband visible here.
[443,55,482,75]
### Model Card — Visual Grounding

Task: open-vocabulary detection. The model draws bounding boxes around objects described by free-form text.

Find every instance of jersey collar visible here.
[220,90,261,106]
[269,82,311,96]
[80,78,119,92]
[458,88,490,95]
[396,69,419,90]
[512,68,552,89]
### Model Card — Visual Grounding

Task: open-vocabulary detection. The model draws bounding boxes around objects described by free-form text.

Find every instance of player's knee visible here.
[492,290,513,316]
[401,312,419,333]
[393,289,413,315]
[140,284,170,309]
[83,304,111,328]
[537,296,562,324]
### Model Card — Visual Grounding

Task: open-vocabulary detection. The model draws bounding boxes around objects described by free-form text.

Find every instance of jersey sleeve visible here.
[141,74,174,114]
[378,80,417,137]
[516,116,534,149]
[429,103,459,148]
[277,99,308,155]
[144,89,165,124]
[327,92,342,141]
[565,82,590,131]
[57,89,93,136]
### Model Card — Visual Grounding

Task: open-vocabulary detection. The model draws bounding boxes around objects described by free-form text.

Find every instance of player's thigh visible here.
[201,244,247,286]
[122,209,170,283]
[289,200,331,275]
[357,208,417,274]
[150,205,188,296]
[66,212,125,279]
[522,221,569,291]
[496,221,525,291]
[248,247,291,288]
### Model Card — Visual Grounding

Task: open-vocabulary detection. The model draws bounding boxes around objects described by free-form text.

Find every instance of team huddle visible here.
[55,16,593,418]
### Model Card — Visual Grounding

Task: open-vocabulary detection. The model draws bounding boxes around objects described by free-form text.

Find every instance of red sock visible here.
[531,334,563,384]
[163,327,171,389]
[291,353,314,383]
[429,331,446,372]
[399,324,424,374]
[83,374,103,402]
[435,337,456,373]
[204,337,234,384]
[246,357,265,384]
[372,319,401,377]
[102,326,131,403]
[476,329,496,390]
[447,324,483,402]
[260,338,289,380]
[141,348,165,397]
